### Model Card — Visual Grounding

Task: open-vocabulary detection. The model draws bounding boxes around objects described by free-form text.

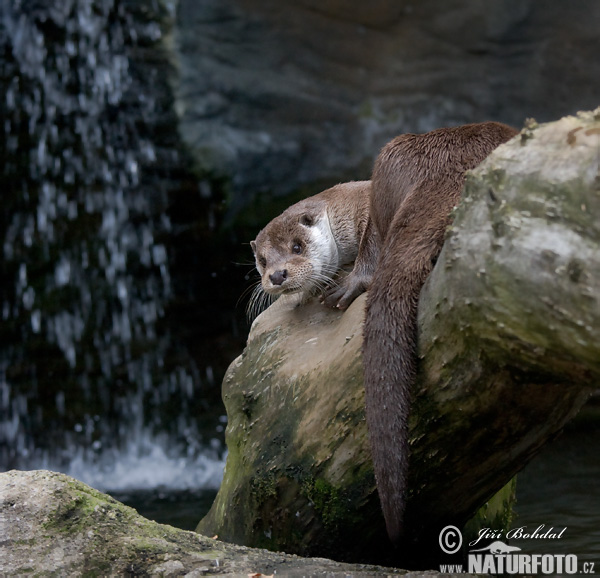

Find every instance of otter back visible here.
[362,121,519,547]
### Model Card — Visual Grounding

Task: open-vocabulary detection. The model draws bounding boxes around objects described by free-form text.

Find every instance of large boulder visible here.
[198,109,600,565]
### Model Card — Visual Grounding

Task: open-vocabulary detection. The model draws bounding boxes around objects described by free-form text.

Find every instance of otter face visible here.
[250,205,339,304]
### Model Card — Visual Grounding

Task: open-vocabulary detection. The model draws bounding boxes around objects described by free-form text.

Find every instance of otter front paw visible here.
[321,273,370,310]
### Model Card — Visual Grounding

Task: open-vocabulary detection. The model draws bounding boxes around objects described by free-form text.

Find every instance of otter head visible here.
[250,200,339,304]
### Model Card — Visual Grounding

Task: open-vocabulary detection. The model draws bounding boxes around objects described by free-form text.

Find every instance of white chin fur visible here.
[308,213,339,275]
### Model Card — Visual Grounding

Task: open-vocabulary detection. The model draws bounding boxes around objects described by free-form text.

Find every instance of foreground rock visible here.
[0,470,443,576]
[199,110,600,566]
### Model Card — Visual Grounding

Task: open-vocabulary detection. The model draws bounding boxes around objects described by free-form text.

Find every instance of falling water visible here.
[0,0,224,491]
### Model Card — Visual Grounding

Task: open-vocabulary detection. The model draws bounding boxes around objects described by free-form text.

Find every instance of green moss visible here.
[250,470,279,507]
[42,480,141,541]
[463,477,517,544]
[42,494,96,533]
[486,168,508,190]
[304,477,364,531]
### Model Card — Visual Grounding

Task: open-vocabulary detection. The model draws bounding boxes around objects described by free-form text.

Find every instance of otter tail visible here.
[362,186,455,546]
[363,122,518,546]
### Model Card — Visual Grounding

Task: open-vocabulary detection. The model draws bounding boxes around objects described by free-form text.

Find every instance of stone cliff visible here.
[173,0,600,211]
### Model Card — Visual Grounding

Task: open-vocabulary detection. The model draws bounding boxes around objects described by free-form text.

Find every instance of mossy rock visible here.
[197,295,393,564]
[0,469,412,576]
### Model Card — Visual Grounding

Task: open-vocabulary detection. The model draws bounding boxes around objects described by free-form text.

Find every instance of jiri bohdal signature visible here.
[469,525,567,547]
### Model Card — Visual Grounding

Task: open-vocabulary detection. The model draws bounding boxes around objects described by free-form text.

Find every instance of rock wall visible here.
[173,0,600,211]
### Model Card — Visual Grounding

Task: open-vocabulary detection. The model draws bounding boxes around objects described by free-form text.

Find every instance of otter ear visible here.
[250,240,257,254]
[300,214,314,227]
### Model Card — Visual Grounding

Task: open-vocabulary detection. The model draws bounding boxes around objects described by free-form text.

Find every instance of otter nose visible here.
[269,269,288,286]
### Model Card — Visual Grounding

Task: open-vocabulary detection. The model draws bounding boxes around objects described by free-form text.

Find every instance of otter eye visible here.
[292,242,302,255]
[300,214,314,227]
[258,256,267,268]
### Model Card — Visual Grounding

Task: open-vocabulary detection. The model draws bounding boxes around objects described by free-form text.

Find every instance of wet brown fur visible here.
[251,181,371,305]
[362,122,519,546]
[250,122,518,549]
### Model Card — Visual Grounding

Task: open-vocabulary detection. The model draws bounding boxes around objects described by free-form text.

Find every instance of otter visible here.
[249,180,371,316]
[330,122,519,547]
[250,122,518,547]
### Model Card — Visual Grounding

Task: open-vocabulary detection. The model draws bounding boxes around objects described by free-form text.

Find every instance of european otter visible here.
[250,180,371,316]
[250,122,518,547]
[350,122,518,546]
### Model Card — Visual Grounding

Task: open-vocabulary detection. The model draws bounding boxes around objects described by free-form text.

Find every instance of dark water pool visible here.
[110,488,218,532]
[513,410,600,566]
[114,409,600,569]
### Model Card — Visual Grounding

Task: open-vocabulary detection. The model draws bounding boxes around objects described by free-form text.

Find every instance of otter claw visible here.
[321,287,345,309]
[322,277,368,310]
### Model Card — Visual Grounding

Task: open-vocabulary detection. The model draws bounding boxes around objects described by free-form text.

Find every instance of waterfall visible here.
[0,0,225,491]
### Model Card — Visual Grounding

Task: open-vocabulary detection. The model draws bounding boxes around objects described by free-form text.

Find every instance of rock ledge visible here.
[0,469,451,576]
